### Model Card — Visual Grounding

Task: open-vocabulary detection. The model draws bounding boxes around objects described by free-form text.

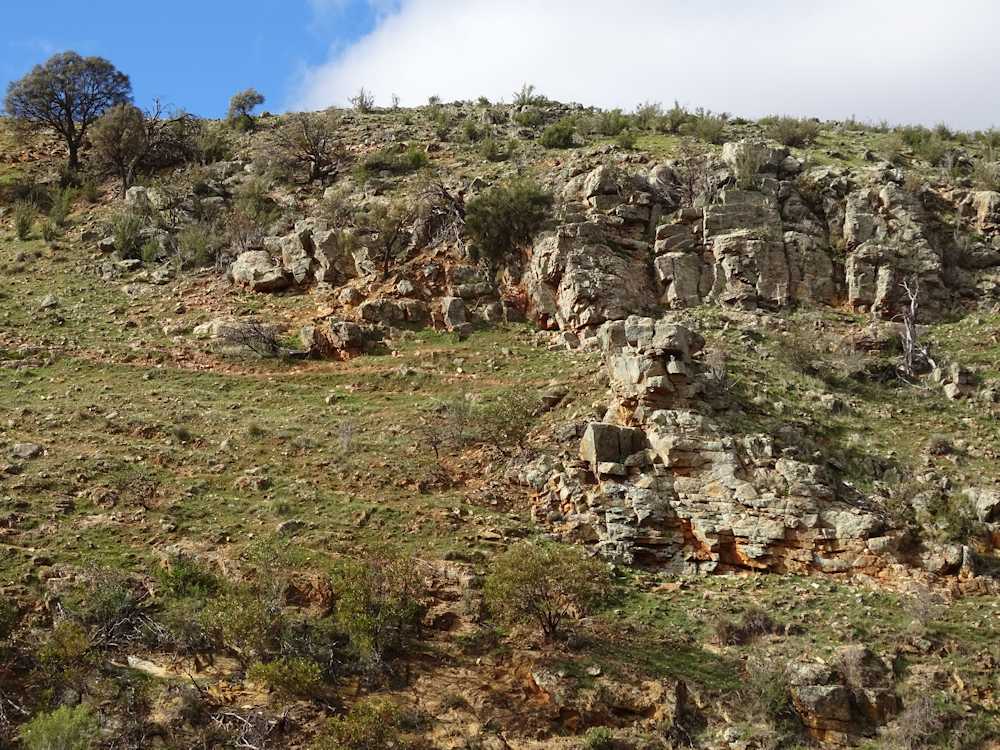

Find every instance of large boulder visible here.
[229,251,290,293]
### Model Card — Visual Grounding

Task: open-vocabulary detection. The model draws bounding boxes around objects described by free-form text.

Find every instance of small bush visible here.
[220,319,282,357]
[177,223,223,269]
[682,111,727,144]
[478,137,515,162]
[248,657,324,701]
[195,124,233,164]
[356,145,428,179]
[540,118,576,149]
[513,83,545,107]
[714,607,778,645]
[484,541,610,639]
[20,704,100,750]
[465,179,552,268]
[761,115,821,147]
[583,726,615,750]
[733,141,768,190]
[41,219,58,243]
[159,555,221,599]
[0,599,19,642]
[738,652,801,743]
[477,390,539,449]
[332,547,426,664]
[13,201,34,240]
[657,100,692,134]
[971,160,1000,191]
[140,239,160,264]
[111,210,145,259]
[80,178,101,204]
[49,187,74,227]
[461,118,485,143]
[615,129,638,150]
[513,108,544,128]
[312,697,402,750]
[37,620,92,684]
[350,87,376,113]
[632,101,663,131]
[201,587,284,663]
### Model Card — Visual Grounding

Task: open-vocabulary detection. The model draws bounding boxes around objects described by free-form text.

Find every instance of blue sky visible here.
[0,0,380,117]
[3,1,998,128]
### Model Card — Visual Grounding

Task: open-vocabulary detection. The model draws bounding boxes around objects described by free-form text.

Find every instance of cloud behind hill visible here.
[294,0,1000,129]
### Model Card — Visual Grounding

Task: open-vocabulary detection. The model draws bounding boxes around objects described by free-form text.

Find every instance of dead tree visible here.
[898,277,932,378]
[271,112,343,183]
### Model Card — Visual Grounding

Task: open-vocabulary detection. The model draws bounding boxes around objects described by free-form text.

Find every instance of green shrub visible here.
[595,108,630,136]
[248,657,324,701]
[513,83,545,107]
[195,124,232,164]
[540,118,576,149]
[158,555,221,599]
[356,145,428,180]
[312,697,402,750]
[977,128,1000,150]
[201,587,284,663]
[761,115,821,147]
[657,100,692,133]
[632,101,663,131]
[923,492,987,545]
[682,111,727,144]
[478,137,515,162]
[737,653,800,743]
[20,704,100,750]
[972,160,1000,191]
[332,547,426,663]
[140,239,160,264]
[0,600,19,642]
[350,87,375,113]
[80,178,101,204]
[48,187,74,227]
[37,620,93,686]
[41,219,58,243]
[465,179,552,268]
[513,108,544,128]
[897,125,948,166]
[13,201,34,240]
[583,726,615,750]
[484,541,610,639]
[176,223,223,269]
[615,129,638,150]
[476,390,539,449]
[462,118,485,143]
[714,607,778,645]
[111,210,145,259]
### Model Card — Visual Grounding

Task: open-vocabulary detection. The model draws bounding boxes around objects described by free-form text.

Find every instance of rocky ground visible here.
[0,102,998,749]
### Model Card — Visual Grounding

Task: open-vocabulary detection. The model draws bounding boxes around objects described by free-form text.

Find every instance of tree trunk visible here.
[67,140,80,174]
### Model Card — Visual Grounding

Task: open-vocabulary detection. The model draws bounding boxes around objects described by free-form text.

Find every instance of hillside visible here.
[0,98,998,749]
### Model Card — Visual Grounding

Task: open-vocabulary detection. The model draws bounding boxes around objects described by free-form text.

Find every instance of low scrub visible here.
[681,110,727,144]
[540,118,576,149]
[13,201,34,240]
[312,697,402,750]
[19,704,100,750]
[356,145,428,179]
[484,541,610,639]
[465,178,552,268]
[761,115,821,147]
[111,210,145,260]
[248,657,325,701]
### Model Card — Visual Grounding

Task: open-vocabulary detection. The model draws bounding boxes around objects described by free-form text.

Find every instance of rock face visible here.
[524,150,1000,337]
[530,314,904,575]
[228,251,289,293]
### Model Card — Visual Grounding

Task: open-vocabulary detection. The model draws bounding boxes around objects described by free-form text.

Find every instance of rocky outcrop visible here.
[228,251,290,293]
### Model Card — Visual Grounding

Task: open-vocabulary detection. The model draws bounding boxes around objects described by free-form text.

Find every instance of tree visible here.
[465,179,552,270]
[90,100,197,195]
[271,112,343,183]
[227,88,265,128]
[484,541,610,640]
[5,51,131,172]
[358,199,416,280]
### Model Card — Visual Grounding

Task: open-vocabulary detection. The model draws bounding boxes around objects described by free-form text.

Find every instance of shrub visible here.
[478,137,515,162]
[595,108,631,136]
[658,100,692,134]
[158,555,221,599]
[484,541,610,639]
[20,704,100,750]
[111,210,145,259]
[477,390,539,449]
[540,118,576,149]
[583,726,615,750]
[462,118,485,143]
[615,129,638,150]
[332,547,426,664]
[71,569,149,646]
[356,145,428,180]
[738,652,800,743]
[49,187,74,227]
[761,115,821,147]
[312,697,402,750]
[13,201,34,240]
[271,111,343,183]
[201,587,284,663]
[350,87,375,113]
[248,657,324,701]
[465,179,552,268]
[733,141,768,190]
[80,178,100,204]
[682,111,727,144]
[513,83,545,107]
[431,110,453,140]
[140,239,160,264]
[632,101,663,131]
[41,220,58,243]
[176,222,223,269]
[195,123,233,164]
[0,599,19,642]
[220,319,282,357]
[714,607,778,645]
[37,620,93,685]
[972,160,1000,191]
[513,108,544,128]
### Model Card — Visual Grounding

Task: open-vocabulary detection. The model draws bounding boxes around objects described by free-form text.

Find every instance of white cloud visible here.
[293,0,1000,129]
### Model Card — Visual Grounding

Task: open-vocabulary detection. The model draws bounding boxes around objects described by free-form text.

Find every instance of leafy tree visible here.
[90,101,197,195]
[465,179,552,269]
[4,51,131,172]
[484,541,610,639]
[227,87,265,128]
[358,199,416,280]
